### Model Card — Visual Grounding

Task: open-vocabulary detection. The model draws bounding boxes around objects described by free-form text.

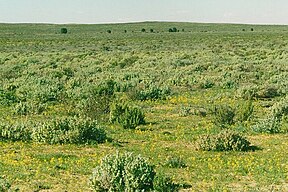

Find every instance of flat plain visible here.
[0,22,287,191]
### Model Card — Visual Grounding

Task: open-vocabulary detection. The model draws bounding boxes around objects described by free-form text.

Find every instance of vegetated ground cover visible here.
[0,22,287,191]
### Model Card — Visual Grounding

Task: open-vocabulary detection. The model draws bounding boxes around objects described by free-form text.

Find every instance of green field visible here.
[0,22,287,191]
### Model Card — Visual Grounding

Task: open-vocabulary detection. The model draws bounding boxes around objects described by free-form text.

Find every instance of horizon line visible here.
[1,20,288,26]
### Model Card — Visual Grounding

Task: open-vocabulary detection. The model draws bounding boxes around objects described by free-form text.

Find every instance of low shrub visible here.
[32,117,107,144]
[110,102,145,129]
[256,86,280,99]
[236,85,258,100]
[0,121,32,141]
[236,85,280,100]
[252,96,288,133]
[129,85,171,101]
[271,96,288,119]
[165,157,186,168]
[236,100,254,122]
[90,152,155,192]
[0,176,11,192]
[153,174,179,192]
[211,105,236,127]
[60,28,68,34]
[195,130,251,151]
[0,88,18,106]
[13,101,46,115]
[252,117,281,134]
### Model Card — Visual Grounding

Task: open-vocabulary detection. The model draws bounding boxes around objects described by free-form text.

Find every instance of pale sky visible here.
[0,0,288,24]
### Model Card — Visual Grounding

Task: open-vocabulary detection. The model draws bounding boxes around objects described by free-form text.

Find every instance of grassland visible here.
[0,22,287,191]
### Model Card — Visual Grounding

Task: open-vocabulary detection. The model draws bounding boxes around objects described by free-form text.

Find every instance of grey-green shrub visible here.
[13,101,46,115]
[153,174,178,192]
[195,130,251,151]
[236,100,254,122]
[165,157,186,168]
[252,117,281,134]
[90,152,155,192]
[252,96,287,133]
[0,122,32,141]
[0,176,11,192]
[211,105,235,127]
[130,85,171,101]
[32,117,107,144]
[110,102,145,129]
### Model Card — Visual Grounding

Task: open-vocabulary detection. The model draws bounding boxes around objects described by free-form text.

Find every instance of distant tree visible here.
[168,27,178,33]
[107,30,112,34]
[60,28,68,34]
[182,29,185,32]
[242,29,246,32]
[150,29,154,33]
[141,28,146,32]
[251,28,254,31]
[124,30,127,33]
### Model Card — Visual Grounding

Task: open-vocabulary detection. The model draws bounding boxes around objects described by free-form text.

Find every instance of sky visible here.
[1,0,288,25]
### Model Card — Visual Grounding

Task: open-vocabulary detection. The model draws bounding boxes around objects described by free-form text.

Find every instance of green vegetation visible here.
[0,22,287,191]
[195,130,251,151]
[60,27,68,34]
[90,152,156,191]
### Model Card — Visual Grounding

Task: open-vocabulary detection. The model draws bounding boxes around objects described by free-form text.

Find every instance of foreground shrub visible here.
[110,102,145,129]
[195,130,251,151]
[0,176,11,192]
[32,117,107,144]
[90,152,155,191]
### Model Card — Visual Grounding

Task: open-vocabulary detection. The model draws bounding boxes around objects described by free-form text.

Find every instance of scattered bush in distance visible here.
[60,28,68,34]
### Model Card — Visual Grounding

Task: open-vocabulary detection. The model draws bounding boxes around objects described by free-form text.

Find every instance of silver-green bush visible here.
[195,130,251,151]
[110,102,145,129]
[0,176,11,192]
[32,117,107,144]
[90,152,155,191]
